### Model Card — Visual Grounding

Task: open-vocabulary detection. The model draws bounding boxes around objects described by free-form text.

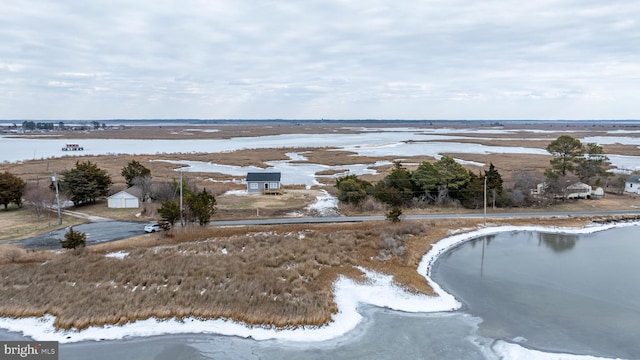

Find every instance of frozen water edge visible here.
[303,190,339,217]
[1,221,638,360]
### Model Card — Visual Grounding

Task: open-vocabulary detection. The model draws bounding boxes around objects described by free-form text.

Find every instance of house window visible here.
[269,182,279,189]
[250,183,258,189]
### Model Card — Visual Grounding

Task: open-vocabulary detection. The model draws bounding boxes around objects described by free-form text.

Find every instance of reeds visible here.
[0,221,424,330]
[1,216,603,331]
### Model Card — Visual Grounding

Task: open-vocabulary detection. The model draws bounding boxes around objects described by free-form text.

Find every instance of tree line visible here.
[336,157,505,217]
[18,121,107,131]
[336,135,614,215]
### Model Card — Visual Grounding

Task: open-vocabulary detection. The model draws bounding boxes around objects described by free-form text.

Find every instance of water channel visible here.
[2,224,638,359]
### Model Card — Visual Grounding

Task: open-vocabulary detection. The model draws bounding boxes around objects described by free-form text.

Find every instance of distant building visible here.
[566,182,592,199]
[530,183,546,196]
[593,187,605,199]
[246,172,282,194]
[107,187,143,208]
[624,174,640,194]
[532,182,601,200]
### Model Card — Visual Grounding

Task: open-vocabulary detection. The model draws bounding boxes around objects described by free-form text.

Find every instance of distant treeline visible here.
[5,119,639,126]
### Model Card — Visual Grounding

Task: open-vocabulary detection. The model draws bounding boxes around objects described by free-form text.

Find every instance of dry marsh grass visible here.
[1,215,623,331]
[0,207,85,241]
[0,221,429,330]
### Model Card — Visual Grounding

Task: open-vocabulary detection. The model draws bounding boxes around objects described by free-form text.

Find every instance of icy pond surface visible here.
[432,225,640,359]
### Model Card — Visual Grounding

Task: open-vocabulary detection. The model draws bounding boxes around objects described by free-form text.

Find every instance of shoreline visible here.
[2,221,638,359]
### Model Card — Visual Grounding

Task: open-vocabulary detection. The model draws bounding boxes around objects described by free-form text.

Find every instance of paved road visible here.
[211,209,640,227]
[15,221,150,249]
[13,210,640,249]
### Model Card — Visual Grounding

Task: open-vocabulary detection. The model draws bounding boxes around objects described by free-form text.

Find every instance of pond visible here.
[431,225,640,359]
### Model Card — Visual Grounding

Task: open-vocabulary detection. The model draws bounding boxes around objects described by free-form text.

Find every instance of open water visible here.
[432,225,640,359]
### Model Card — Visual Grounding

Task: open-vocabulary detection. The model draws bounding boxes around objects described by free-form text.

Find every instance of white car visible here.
[144,223,163,233]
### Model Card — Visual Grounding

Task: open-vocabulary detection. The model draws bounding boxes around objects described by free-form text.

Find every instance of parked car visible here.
[144,223,163,233]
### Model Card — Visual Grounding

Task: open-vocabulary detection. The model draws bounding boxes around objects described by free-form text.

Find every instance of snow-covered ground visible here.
[1,221,638,359]
[224,188,339,217]
[303,190,339,216]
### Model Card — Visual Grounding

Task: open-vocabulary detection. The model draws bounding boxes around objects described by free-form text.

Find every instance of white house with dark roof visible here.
[246,172,282,194]
[625,174,640,194]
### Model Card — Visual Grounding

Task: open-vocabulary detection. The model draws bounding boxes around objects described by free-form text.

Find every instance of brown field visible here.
[0,207,86,241]
[1,122,640,331]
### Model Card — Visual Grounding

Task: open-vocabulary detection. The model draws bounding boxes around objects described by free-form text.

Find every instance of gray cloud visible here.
[0,0,638,119]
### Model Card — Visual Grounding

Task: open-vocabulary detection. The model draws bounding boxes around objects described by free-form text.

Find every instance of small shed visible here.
[624,174,640,194]
[107,187,142,208]
[246,172,282,194]
[593,187,605,199]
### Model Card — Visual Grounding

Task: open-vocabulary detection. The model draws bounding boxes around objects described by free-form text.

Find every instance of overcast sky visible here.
[1,1,639,120]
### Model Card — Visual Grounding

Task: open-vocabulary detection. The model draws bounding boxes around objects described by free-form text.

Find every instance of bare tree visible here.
[152,181,177,202]
[132,175,153,201]
[23,183,56,219]
[512,169,541,192]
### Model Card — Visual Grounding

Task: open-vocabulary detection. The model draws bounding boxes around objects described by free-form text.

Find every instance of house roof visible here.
[107,186,143,199]
[246,172,281,182]
[627,174,640,183]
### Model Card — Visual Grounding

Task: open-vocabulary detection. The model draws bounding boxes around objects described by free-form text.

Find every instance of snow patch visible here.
[304,190,339,217]
[104,251,128,259]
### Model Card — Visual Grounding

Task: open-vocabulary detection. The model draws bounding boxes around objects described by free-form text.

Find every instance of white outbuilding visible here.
[566,182,592,199]
[107,188,142,208]
[624,174,640,195]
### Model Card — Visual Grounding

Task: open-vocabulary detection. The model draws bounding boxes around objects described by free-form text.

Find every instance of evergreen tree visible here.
[373,181,407,207]
[186,188,217,226]
[385,207,402,222]
[0,171,26,209]
[374,162,415,206]
[546,135,584,176]
[576,143,609,184]
[485,163,504,207]
[60,226,86,249]
[412,156,470,204]
[459,171,485,209]
[158,200,181,227]
[485,163,504,194]
[57,161,112,206]
[121,160,151,187]
[336,175,371,205]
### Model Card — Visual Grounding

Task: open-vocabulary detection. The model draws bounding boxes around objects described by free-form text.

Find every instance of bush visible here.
[60,227,87,249]
[385,207,402,222]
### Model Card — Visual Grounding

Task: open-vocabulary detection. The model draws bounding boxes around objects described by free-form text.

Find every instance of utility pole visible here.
[483,175,487,226]
[52,173,62,225]
[179,169,184,227]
